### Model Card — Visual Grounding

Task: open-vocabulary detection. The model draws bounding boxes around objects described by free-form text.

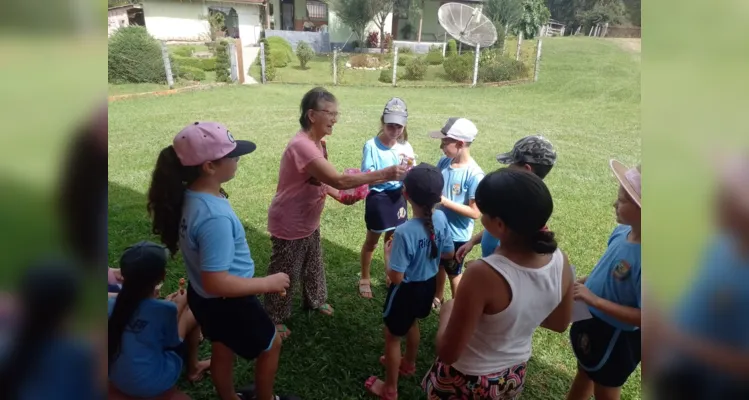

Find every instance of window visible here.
[306,0,327,20]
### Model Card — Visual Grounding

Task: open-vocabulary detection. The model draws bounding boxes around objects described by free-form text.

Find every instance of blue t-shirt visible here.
[179,190,255,298]
[480,230,500,258]
[107,297,182,398]
[436,156,484,242]
[389,210,454,283]
[361,137,415,192]
[585,224,641,331]
[0,336,96,400]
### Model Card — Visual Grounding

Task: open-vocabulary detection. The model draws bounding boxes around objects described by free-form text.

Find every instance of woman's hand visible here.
[385,165,409,181]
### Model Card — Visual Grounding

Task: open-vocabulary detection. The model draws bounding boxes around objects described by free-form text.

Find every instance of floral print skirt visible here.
[422,358,527,400]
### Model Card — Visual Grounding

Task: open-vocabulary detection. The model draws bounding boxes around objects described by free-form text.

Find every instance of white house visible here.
[141,0,264,45]
[108,4,144,36]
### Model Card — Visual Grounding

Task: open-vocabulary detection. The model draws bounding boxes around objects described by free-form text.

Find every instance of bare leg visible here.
[448,274,462,298]
[593,383,622,400]
[359,230,382,298]
[178,309,210,382]
[255,334,283,400]
[210,342,240,400]
[435,267,447,303]
[565,368,594,400]
[384,328,401,395]
[403,322,419,366]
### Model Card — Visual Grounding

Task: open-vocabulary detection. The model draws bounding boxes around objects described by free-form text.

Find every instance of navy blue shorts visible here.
[364,188,408,232]
[570,314,641,388]
[439,241,468,276]
[187,285,276,361]
[383,277,437,336]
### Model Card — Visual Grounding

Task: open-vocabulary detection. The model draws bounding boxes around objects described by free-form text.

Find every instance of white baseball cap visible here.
[428,118,478,143]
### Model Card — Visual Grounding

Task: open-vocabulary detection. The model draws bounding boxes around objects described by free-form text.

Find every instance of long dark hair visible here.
[476,168,557,254]
[299,87,337,130]
[420,204,440,259]
[0,259,81,398]
[108,251,166,366]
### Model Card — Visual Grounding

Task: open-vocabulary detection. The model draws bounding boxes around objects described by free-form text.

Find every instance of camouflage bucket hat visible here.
[496,135,556,166]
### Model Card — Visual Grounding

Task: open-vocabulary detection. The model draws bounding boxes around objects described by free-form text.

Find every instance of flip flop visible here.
[276,324,291,339]
[379,355,416,376]
[364,376,397,400]
[359,279,373,298]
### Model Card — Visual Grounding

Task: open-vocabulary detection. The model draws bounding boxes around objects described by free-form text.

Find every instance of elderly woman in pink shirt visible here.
[266,87,407,339]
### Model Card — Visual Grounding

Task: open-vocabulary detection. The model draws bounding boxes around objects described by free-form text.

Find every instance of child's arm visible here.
[385,233,407,286]
[574,283,641,327]
[162,302,182,349]
[436,261,493,364]
[440,198,481,219]
[540,252,574,332]
[202,271,289,297]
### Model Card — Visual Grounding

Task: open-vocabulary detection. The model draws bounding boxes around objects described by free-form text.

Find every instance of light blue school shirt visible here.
[179,190,255,298]
[436,156,485,242]
[480,230,500,258]
[389,210,454,283]
[361,137,415,192]
[670,233,749,396]
[585,224,641,331]
[0,336,96,400]
[107,297,182,398]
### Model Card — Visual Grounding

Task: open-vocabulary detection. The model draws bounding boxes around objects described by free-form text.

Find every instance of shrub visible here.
[264,61,277,81]
[404,57,428,80]
[349,54,381,68]
[269,48,289,67]
[296,41,315,69]
[425,50,443,65]
[366,31,379,48]
[443,52,473,82]
[215,40,231,82]
[397,54,412,67]
[479,57,529,82]
[108,26,167,84]
[266,36,293,64]
[479,48,503,67]
[172,46,194,57]
[398,46,413,54]
[379,68,404,83]
[332,53,346,83]
[172,55,216,71]
[446,39,458,57]
[178,66,206,81]
[383,33,393,51]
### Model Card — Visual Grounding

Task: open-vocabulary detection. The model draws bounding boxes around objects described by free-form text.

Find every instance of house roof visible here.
[108,3,142,11]
[206,0,264,5]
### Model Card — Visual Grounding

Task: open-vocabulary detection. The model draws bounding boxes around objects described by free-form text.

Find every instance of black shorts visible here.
[383,277,436,336]
[570,314,641,388]
[364,188,408,232]
[187,284,276,361]
[439,241,467,276]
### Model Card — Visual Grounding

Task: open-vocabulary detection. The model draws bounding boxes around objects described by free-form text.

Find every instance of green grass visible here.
[107,71,217,96]
[250,39,539,87]
[108,37,640,399]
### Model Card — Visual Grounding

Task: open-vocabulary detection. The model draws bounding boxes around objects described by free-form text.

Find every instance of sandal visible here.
[276,324,291,339]
[359,279,373,298]
[364,376,398,399]
[432,298,442,313]
[315,303,334,316]
[379,355,416,376]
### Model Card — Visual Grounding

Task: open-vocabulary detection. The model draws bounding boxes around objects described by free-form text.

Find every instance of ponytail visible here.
[422,206,439,259]
[530,229,558,254]
[108,278,159,366]
[147,146,200,255]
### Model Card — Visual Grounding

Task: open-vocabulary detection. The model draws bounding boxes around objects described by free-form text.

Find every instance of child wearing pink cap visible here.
[566,160,641,400]
[147,121,298,400]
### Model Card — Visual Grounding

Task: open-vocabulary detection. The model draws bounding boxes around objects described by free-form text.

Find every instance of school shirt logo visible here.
[451,183,462,196]
[612,260,632,281]
[397,207,406,219]
[179,217,188,239]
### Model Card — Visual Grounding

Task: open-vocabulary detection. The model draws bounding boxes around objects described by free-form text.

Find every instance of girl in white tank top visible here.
[422,168,574,400]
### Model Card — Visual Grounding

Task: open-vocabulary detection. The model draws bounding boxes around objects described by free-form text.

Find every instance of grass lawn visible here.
[107,71,217,96]
[108,37,640,399]
[249,37,539,87]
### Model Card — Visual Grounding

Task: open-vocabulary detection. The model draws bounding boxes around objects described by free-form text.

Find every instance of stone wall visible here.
[392,40,445,54]
[265,30,331,53]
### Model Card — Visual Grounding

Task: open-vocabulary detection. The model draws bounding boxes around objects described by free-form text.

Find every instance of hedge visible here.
[172,55,216,72]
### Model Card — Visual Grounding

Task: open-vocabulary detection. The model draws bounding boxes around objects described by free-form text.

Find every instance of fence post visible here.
[588,26,594,36]
[472,44,480,87]
[501,24,509,55]
[533,38,542,82]
[259,42,267,84]
[515,31,523,61]
[160,41,174,89]
[236,37,245,84]
[228,41,238,82]
[392,46,399,87]
[332,48,338,86]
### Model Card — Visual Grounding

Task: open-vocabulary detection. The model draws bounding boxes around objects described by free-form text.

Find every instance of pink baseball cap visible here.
[172,122,256,166]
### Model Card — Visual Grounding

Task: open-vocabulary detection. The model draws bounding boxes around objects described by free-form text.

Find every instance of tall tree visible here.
[370,0,395,53]
[327,0,377,48]
[483,0,524,48]
[516,0,551,39]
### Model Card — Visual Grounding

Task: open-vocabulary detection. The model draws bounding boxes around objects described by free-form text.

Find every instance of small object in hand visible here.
[179,278,186,295]
[341,168,369,201]
[280,290,287,297]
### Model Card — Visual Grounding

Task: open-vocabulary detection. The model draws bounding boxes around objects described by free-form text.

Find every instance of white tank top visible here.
[451,248,565,376]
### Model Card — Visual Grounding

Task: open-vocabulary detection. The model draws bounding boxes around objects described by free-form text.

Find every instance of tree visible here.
[370,0,395,53]
[483,0,524,48]
[576,0,626,27]
[327,0,377,49]
[516,0,551,39]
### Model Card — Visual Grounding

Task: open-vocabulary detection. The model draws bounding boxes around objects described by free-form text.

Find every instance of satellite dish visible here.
[438,2,497,48]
